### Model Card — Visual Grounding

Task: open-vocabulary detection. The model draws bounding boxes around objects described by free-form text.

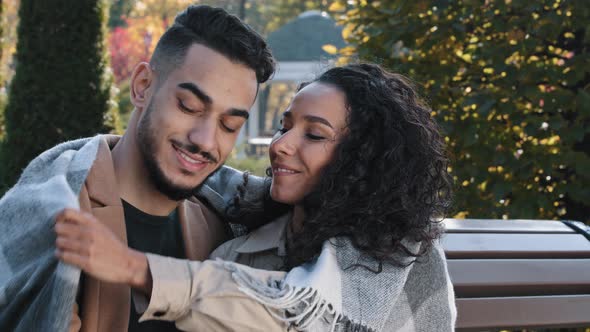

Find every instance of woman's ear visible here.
[130,62,154,110]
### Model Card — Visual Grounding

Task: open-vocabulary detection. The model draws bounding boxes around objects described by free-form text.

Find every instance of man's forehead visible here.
[173,78,256,107]
[181,44,255,79]
[152,43,256,86]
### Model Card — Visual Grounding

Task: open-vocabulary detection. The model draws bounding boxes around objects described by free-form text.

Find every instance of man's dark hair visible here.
[150,5,275,84]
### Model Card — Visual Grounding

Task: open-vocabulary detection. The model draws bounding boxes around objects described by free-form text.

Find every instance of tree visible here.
[0,0,4,139]
[109,16,166,83]
[109,0,137,28]
[0,0,21,139]
[336,0,590,222]
[0,0,3,83]
[1,0,120,189]
[163,0,343,37]
[129,0,194,27]
[242,0,341,36]
[0,0,19,87]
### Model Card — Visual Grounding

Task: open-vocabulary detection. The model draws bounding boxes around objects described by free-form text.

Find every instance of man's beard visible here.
[136,101,200,201]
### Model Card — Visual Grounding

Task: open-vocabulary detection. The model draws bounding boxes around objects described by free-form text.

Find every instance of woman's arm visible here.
[54,208,289,331]
[138,254,288,331]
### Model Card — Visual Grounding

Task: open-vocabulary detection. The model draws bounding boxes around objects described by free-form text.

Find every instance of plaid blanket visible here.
[0,136,100,331]
[202,168,457,331]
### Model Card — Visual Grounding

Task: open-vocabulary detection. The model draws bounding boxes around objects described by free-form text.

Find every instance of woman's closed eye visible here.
[305,133,326,141]
[276,127,326,141]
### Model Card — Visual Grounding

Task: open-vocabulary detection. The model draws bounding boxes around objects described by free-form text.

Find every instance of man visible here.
[0,5,274,332]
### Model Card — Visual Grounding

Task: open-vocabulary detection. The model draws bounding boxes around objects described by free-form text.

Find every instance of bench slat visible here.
[443,233,590,258]
[456,295,590,330]
[448,259,590,297]
[443,219,574,233]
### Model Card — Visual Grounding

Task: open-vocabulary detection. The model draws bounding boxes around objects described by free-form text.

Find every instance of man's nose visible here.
[188,118,217,155]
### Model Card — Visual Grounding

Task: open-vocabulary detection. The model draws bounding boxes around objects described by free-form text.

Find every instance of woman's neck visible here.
[291,205,305,234]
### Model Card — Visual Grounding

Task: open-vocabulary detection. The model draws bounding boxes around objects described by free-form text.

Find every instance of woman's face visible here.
[269,82,348,205]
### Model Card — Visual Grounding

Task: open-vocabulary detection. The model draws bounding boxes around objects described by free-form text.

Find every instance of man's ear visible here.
[130,62,155,110]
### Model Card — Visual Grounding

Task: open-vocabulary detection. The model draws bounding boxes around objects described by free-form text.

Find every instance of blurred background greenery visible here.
[225,145,269,176]
[0,0,588,225]
[333,0,590,223]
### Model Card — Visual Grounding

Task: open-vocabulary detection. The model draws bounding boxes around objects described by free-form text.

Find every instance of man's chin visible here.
[162,165,225,201]
[150,161,222,201]
[151,172,201,201]
[156,183,196,201]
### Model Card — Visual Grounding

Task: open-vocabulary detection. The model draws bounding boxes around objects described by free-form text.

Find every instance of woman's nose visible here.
[270,130,296,156]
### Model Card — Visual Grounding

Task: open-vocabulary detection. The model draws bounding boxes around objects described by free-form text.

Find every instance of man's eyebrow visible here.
[178,82,212,106]
[227,108,249,120]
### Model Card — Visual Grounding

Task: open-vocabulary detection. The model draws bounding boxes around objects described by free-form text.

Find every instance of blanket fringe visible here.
[226,262,343,331]
[337,317,377,332]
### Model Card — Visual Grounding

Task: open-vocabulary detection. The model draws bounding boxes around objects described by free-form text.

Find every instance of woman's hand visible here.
[54,208,153,294]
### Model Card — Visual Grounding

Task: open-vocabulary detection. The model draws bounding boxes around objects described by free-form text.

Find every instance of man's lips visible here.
[173,145,210,172]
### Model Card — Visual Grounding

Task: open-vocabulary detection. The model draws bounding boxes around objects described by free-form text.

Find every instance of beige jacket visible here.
[136,213,456,332]
[69,135,229,332]
[134,214,293,331]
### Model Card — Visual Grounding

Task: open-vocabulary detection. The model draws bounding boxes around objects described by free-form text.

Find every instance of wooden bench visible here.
[442,219,590,331]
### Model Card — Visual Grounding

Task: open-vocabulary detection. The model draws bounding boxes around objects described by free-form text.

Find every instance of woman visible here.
[56,64,456,331]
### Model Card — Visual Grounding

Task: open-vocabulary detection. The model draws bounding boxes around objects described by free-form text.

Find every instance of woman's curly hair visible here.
[228,63,452,270]
[283,63,453,269]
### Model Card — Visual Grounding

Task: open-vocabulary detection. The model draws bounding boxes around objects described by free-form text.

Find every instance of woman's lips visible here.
[271,164,300,176]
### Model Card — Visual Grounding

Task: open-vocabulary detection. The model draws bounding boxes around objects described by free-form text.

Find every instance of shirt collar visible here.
[235,212,290,256]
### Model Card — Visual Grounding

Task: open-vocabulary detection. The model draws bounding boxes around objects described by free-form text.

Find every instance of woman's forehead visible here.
[286,82,347,124]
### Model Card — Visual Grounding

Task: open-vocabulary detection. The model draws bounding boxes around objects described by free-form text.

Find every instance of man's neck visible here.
[112,131,178,217]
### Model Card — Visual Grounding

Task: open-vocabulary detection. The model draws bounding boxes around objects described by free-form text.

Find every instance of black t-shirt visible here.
[123,200,185,332]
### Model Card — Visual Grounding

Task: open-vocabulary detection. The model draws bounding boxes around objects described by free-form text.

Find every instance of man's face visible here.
[137,43,258,200]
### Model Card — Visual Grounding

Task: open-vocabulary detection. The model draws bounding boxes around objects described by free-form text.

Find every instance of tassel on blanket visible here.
[224,261,343,331]
[337,317,377,332]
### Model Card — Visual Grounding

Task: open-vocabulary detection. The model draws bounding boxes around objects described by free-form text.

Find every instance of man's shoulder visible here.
[182,196,230,236]
[80,135,122,208]
[184,196,222,221]
[179,197,233,260]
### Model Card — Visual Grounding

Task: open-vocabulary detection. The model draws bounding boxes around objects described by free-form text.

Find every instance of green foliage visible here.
[0,91,6,139]
[244,0,338,35]
[1,0,120,188]
[225,146,270,177]
[115,80,132,128]
[337,0,590,222]
[0,0,3,81]
[108,0,136,28]
[0,0,4,140]
[196,0,343,37]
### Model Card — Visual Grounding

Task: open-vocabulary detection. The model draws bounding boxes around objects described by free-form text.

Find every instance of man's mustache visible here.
[171,139,218,164]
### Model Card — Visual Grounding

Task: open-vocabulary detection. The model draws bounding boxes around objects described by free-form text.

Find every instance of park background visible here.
[0,0,587,225]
